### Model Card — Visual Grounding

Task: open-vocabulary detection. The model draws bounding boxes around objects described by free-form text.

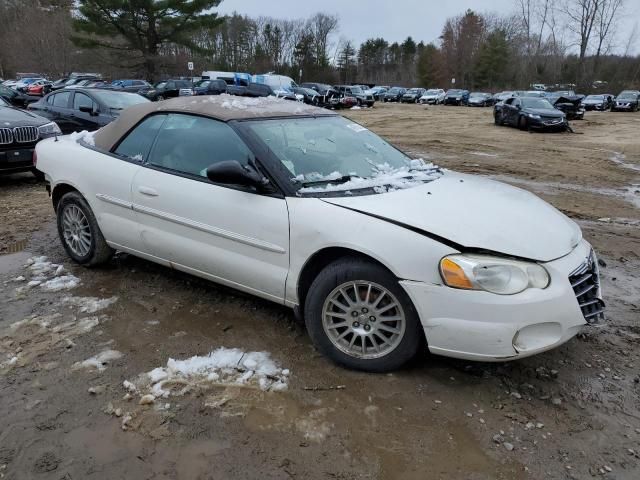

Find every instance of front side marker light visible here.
[440,258,474,290]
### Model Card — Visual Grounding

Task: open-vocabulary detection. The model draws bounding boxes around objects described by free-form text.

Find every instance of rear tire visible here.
[56,191,114,267]
[304,258,423,372]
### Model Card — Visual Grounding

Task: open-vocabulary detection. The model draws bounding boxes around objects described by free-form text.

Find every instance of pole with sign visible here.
[187,62,194,89]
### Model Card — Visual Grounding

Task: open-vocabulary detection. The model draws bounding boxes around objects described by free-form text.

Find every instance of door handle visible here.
[138,186,159,197]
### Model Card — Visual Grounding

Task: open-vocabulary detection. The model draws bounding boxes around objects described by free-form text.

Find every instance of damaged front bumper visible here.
[400,239,603,362]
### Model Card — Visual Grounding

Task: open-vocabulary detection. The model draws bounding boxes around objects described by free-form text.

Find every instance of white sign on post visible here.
[451,77,456,84]
[187,62,194,71]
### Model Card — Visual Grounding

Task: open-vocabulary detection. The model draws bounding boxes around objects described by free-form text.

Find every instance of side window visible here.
[46,94,55,105]
[52,91,71,108]
[114,115,167,162]
[513,98,521,107]
[147,114,254,179]
[166,81,175,90]
[73,92,96,111]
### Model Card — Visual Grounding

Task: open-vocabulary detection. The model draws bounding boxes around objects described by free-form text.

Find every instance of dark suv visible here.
[0,96,61,178]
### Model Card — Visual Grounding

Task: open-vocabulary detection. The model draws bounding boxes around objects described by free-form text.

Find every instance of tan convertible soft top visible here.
[93,94,336,151]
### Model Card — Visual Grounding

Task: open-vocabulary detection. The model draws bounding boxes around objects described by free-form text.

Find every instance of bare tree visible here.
[307,13,339,67]
[559,0,602,86]
[593,0,624,76]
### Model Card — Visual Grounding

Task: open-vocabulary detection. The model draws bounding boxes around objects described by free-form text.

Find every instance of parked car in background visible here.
[299,83,339,107]
[467,92,494,107]
[35,95,603,371]
[143,80,193,101]
[581,94,613,111]
[0,84,37,108]
[193,79,227,96]
[292,87,320,105]
[242,82,297,101]
[443,89,470,105]
[334,85,375,107]
[611,91,640,112]
[111,79,153,93]
[546,93,585,120]
[52,75,101,91]
[365,86,388,101]
[495,96,567,131]
[382,87,406,102]
[419,88,446,104]
[492,91,516,103]
[15,77,45,93]
[28,88,149,134]
[401,88,426,104]
[0,96,61,178]
[26,80,53,96]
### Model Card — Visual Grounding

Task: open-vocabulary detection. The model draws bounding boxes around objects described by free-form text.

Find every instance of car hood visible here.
[582,99,604,104]
[320,172,581,262]
[0,106,49,127]
[523,107,563,116]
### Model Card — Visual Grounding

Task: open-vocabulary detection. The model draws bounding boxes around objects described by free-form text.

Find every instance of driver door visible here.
[131,113,290,302]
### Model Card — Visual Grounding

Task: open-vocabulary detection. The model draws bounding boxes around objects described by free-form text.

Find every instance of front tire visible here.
[518,115,528,130]
[304,258,423,372]
[56,191,113,267]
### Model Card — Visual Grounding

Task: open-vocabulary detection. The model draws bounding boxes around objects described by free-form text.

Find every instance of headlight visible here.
[527,114,541,119]
[38,121,61,137]
[440,254,550,295]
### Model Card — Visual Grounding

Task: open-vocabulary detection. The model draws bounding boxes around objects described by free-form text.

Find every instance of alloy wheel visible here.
[62,204,92,257]
[322,281,406,359]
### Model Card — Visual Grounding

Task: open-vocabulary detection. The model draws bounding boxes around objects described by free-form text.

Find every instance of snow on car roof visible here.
[93,94,335,151]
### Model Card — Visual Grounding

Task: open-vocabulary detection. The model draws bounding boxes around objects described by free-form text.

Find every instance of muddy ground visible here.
[0,103,639,480]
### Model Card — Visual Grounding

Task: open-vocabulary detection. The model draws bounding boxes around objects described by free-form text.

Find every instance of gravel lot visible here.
[0,103,639,479]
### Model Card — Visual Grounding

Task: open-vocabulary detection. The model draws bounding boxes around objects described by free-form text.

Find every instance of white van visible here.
[252,74,297,96]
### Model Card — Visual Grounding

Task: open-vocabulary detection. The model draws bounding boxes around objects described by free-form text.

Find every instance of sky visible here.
[217,0,639,55]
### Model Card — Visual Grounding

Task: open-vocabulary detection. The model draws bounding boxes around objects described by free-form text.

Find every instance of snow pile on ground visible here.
[73,350,123,372]
[67,130,96,146]
[16,256,80,294]
[61,296,118,314]
[0,312,109,372]
[298,159,442,194]
[124,347,289,401]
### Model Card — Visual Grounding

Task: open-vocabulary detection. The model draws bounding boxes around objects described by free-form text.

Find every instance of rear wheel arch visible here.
[52,183,80,211]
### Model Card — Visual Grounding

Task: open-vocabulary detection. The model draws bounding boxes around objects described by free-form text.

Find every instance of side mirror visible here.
[79,105,98,116]
[206,160,271,192]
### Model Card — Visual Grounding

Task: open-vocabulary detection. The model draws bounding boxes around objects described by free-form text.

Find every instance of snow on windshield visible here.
[298,159,442,194]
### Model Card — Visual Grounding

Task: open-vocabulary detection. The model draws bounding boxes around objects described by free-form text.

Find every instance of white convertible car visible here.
[34,95,604,372]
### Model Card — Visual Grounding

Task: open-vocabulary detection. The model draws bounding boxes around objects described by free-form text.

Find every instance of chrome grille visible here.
[0,128,13,145]
[569,250,605,324]
[13,126,38,143]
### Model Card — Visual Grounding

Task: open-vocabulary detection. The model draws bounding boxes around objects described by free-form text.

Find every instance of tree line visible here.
[0,0,638,91]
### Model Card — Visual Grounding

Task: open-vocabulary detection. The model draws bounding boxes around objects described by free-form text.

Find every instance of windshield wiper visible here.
[300,175,357,187]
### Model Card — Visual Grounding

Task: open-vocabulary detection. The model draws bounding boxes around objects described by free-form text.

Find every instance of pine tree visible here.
[71,0,224,80]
